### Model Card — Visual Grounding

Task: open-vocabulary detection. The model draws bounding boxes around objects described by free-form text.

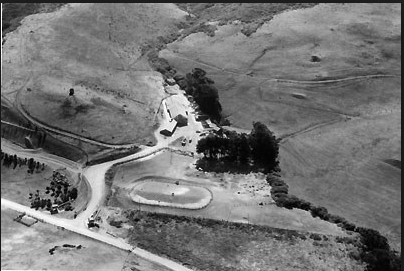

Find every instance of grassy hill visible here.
[2,3,188,145]
[160,3,401,250]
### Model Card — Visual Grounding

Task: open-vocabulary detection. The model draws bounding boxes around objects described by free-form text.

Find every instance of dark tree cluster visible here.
[29,170,78,212]
[1,149,45,173]
[196,122,280,172]
[176,68,223,122]
[355,227,401,271]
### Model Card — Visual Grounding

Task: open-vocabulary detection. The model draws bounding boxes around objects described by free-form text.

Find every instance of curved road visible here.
[1,141,193,271]
[1,97,198,270]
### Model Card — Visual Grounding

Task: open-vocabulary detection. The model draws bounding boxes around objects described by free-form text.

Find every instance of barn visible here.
[165,95,188,126]
[160,119,178,136]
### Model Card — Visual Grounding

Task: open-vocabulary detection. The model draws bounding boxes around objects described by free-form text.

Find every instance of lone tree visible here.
[69,88,74,96]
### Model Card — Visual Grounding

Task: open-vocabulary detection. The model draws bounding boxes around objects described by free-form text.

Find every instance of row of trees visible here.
[196,122,280,172]
[1,150,45,173]
[176,68,223,122]
[266,174,401,271]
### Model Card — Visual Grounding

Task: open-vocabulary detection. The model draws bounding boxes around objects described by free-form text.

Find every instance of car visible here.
[189,138,192,143]
[181,138,187,146]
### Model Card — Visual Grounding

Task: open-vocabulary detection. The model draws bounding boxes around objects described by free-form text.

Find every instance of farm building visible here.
[174,114,188,127]
[164,95,189,126]
[160,119,178,136]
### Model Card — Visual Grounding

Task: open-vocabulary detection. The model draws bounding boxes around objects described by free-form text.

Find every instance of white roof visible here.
[165,95,188,118]
[161,119,177,132]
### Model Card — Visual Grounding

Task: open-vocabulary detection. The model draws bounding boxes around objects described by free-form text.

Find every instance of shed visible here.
[160,119,178,137]
[165,95,189,123]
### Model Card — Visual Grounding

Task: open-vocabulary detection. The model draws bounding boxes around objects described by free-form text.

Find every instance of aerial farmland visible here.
[1,3,401,271]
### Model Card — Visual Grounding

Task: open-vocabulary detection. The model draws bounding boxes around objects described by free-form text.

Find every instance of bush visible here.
[310,206,330,221]
[309,233,322,241]
[110,220,123,228]
[266,175,287,187]
[355,227,390,251]
[270,186,288,194]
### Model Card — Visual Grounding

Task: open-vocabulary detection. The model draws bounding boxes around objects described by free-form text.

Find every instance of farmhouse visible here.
[164,95,189,127]
[160,119,178,137]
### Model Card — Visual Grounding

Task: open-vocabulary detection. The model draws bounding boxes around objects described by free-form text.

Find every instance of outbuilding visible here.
[160,119,178,137]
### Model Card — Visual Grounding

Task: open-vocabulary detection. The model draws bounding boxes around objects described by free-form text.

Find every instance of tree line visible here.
[175,68,226,124]
[196,122,280,172]
[266,174,401,271]
[1,149,45,173]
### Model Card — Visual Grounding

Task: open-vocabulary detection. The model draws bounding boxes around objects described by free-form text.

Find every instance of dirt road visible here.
[1,90,201,271]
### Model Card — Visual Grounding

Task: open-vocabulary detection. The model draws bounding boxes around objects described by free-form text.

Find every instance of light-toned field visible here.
[2,3,189,145]
[130,178,212,209]
[1,161,54,207]
[109,150,345,236]
[159,3,401,250]
[160,3,401,135]
[1,208,172,271]
[280,112,402,251]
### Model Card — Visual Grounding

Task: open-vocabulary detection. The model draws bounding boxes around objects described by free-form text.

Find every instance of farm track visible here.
[168,53,401,82]
[4,28,400,150]
[279,118,343,143]
[8,92,139,149]
[1,139,193,271]
[1,120,36,132]
[170,53,401,144]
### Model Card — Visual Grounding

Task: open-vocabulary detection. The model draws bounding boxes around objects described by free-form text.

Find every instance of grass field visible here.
[2,3,189,145]
[1,159,88,219]
[159,3,401,251]
[1,160,55,206]
[280,112,401,251]
[1,208,171,271]
[2,3,66,38]
[1,102,87,162]
[125,211,364,271]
